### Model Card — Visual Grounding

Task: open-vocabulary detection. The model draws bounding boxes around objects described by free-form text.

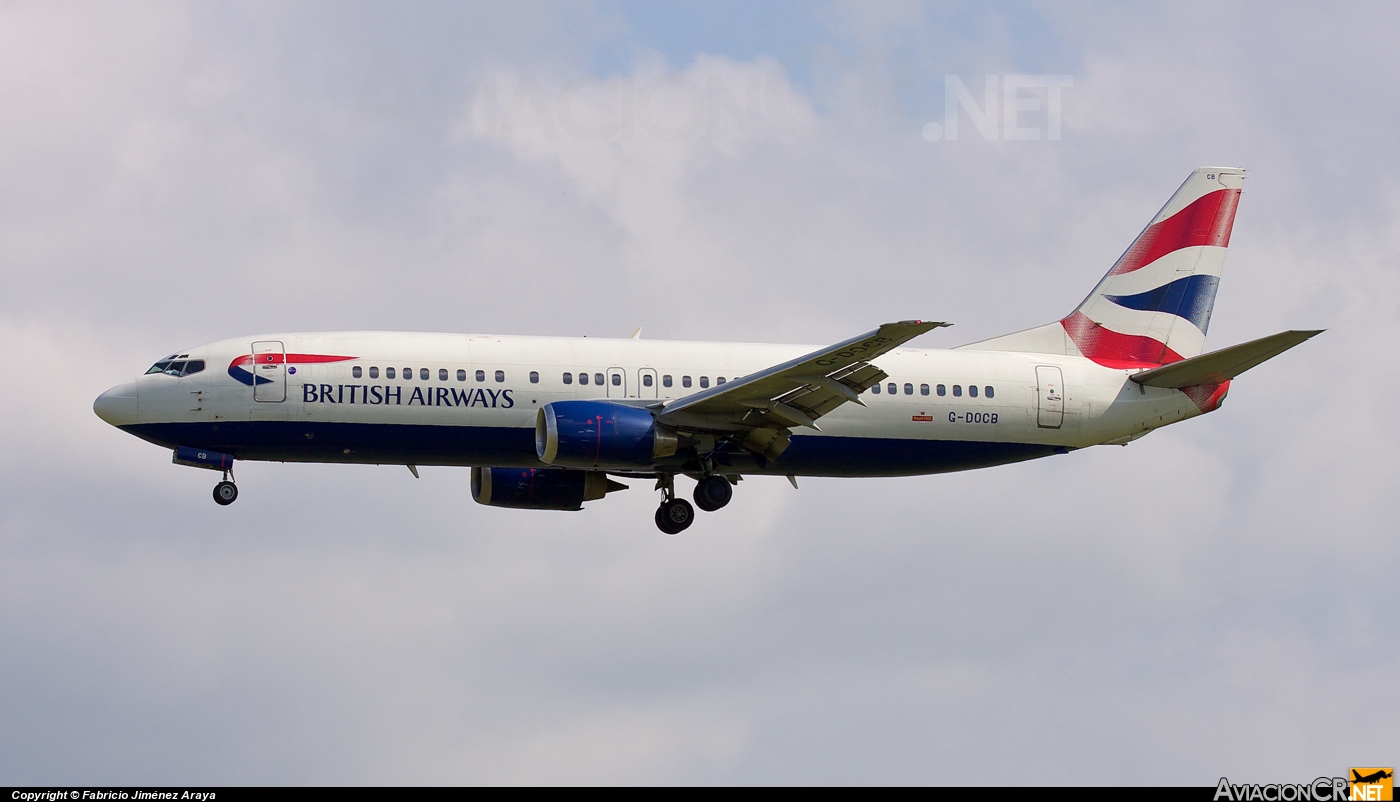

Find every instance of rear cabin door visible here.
[606,367,627,399]
[1035,365,1064,428]
[637,368,659,399]
[252,340,287,402]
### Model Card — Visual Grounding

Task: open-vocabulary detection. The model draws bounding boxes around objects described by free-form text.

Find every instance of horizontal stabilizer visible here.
[1130,329,1323,388]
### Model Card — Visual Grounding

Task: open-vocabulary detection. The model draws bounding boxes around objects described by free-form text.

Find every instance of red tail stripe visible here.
[1109,188,1240,276]
[1060,311,1184,369]
[1182,380,1230,413]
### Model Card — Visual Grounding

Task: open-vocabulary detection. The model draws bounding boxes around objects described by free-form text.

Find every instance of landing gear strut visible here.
[693,475,733,511]
[653,474,694,534]
[213,469,238,506]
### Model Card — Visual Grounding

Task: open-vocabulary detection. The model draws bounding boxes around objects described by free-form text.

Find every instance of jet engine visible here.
[536,400,678,470]
[470,466,627,511]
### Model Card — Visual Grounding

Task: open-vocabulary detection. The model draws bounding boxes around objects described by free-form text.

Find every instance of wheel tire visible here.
[654,504,680,535]
[213,481,238,506]
[693,475,733,512]
[660,498,694,533]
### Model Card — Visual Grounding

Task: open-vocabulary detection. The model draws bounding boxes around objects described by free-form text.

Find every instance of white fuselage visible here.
[97,331,1212,477]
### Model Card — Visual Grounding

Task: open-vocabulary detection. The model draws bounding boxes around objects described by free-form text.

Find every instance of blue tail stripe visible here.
[1105,274,1220,333]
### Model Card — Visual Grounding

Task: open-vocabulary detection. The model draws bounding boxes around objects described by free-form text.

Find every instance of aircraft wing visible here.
[656,320,948,459]
[1130,329,1323,388]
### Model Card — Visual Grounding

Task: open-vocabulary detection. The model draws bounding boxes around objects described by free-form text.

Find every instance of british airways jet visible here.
[94,167,1319,533]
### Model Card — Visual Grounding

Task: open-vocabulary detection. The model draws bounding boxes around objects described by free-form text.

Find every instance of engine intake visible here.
[471,467,627,511]
[536,400,678,470]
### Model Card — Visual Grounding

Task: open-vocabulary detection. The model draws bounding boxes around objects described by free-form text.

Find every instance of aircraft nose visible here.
[94,382,140,426]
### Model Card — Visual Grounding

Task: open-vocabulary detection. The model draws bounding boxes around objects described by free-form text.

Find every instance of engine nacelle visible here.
[470,466,627,511]
[536,400,678,470]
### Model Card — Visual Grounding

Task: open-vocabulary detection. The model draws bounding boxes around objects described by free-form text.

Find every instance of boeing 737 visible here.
[94,167,1320,533]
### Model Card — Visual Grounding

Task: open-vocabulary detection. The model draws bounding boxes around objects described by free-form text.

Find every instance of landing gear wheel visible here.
[693,475,733,512]
[655,498,695,534]
[213,481,238,506]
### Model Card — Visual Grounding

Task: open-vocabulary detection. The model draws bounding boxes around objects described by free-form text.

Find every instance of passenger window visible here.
[475,370,485,382]
[403,367,412,379]
[904,383,913,395]
[662,375,672,387]
[985,386,995,398]
[886,382,896,394]
[953,385,962,397]
[609,373,619,386]
[682,376,692,388]
[563,372,573,385]
[937,384,945,396]
[457,369,466,381]
[716,377,726,385]
[438,369,447,381]
[352,366,362,378]
[969,385,978,398]
[578,373,588,385]
[530,371,539,384]
[370,366,380,379]
[183,360,205,376]
[420,368,429,380]
[386,367,396,379]
[496,370,505,383]
[642,374,653,387]
[699,376,710,388]
[872,383,881,394]
[594,373,604,385]
[920,383,929,395]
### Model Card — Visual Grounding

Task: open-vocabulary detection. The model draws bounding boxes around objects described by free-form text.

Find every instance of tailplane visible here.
[963,167,1245,368]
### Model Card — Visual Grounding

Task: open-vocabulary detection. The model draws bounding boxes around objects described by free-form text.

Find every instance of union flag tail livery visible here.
[966,167,1244,368]
[94,167,1320,534]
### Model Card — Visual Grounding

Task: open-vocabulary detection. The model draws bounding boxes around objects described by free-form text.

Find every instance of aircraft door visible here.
[252,340,287,402]
[1035,365,1063,428]
[637,368,659,399]
[606,367,626,399]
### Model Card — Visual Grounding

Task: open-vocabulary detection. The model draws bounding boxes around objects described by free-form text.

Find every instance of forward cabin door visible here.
[606,367,626,399]
[252,340,287,402]
[1035,365,1063,428]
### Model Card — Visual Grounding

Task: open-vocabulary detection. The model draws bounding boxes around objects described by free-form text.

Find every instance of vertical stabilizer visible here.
[961,167,1244,368]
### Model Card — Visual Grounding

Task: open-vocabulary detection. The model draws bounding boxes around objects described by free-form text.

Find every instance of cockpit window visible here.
[145,359,205,377]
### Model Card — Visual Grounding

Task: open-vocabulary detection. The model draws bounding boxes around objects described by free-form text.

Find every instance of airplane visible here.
[1353,770,1393,784]
[94,167,1321,534]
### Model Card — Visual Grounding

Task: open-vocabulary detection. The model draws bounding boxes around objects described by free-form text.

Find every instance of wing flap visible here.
[657,320,948,433]
[1130,329,1323,388]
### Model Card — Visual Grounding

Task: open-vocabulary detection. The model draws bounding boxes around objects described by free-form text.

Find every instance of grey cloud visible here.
[1,0,1397,785]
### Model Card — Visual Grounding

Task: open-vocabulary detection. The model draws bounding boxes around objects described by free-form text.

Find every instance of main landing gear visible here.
[693,474,733,512]
[654,474,694,535]
[213,470,238,506]
[653,474,738,533]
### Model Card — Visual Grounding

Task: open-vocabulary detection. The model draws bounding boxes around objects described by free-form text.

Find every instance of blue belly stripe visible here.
[121,421,1062,478]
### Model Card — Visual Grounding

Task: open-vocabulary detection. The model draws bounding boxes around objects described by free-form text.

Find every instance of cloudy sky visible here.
[2,0,1397,785]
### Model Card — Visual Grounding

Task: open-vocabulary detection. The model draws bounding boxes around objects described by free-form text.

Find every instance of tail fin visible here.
[962,167,1244,368]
